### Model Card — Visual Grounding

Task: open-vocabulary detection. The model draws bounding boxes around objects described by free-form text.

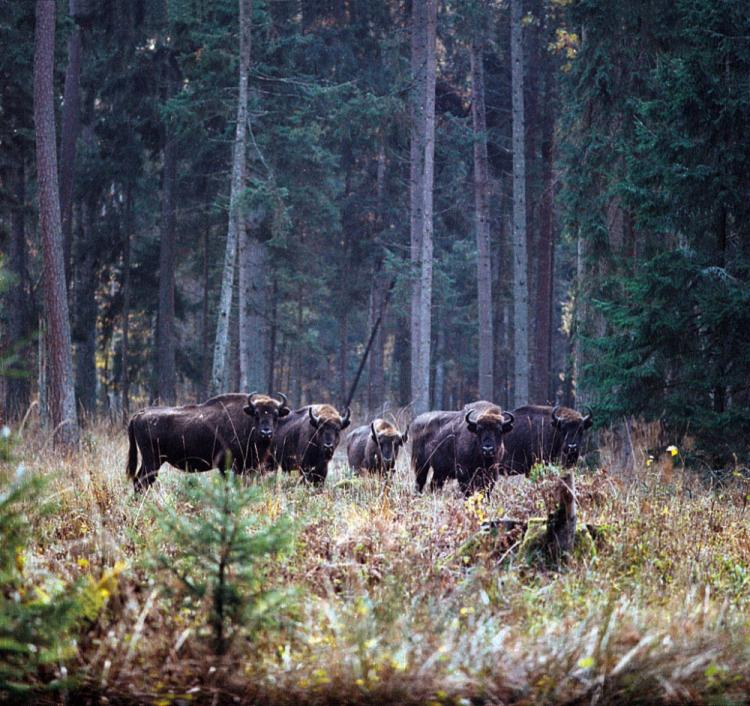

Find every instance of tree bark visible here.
[157,60,178,404]
[59,0,82,286]
[409,0,437,416]
[510,0,530,407]
[212,0,252,395]
[470,35,494,401]
[239,235,269,391]
[4,163,32,419]
[33,0,79,447]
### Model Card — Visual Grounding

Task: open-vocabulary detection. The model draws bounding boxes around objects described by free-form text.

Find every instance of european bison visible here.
[126,392,290,491]
[410,404,514,495]
[347,419,408,476]
[482,403,593,475]
[270,404,351,485]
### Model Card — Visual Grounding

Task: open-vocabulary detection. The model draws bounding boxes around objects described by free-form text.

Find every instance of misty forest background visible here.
[2,0,750,467]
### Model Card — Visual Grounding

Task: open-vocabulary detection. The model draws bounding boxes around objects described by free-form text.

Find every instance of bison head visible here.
[370,420,408,472]
[551,405,593,465]
[243,392,291,441]
[465,407,515,463]
[309,404,351,459]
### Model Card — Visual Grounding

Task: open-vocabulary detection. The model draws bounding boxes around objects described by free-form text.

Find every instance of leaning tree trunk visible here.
[33,0,79,448]
[59,0,83,286]
[510,0,530,408]
[409,0,437,416]
[471,35,494,401]
[213,0,252,395]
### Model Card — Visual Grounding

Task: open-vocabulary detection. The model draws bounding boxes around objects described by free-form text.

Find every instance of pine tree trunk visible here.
[5,163,31,419]
[59,0,82,285]
[471,36,494,401]
[33,0,79,447]
[158,93,177,404]
[212,0,252,395]
[510,0,530,408]
[409,0,436,416]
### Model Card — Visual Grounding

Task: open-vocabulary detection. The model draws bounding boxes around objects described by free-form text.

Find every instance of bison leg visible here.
[133,464,159,492]
[303,463,328,486]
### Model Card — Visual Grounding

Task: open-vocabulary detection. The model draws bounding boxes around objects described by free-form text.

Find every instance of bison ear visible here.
[243,404,256,417]
[278,405,291,417]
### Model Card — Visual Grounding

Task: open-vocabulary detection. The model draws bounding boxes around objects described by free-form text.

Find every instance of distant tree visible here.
[410,0,437,415]
[470,25,494,400]
[510,0,530,407]
[213,0,252,395]
[33,0,79,447]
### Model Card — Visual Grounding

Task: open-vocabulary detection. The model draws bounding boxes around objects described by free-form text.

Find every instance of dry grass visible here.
[4,421,750,705]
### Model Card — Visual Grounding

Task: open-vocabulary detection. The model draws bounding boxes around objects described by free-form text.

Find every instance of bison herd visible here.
[126,393,593,495]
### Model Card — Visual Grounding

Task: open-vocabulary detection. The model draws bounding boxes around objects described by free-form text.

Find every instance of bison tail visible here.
[126,418,138,480]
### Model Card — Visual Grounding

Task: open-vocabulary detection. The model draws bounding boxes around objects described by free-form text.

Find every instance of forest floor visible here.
[4,422,750,705]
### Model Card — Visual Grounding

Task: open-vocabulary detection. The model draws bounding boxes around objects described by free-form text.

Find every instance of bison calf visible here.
[347,419,408,476]
[270,404,351,485]
[126,392,290,491]
[499,404,593,475]
[410,404,514,495]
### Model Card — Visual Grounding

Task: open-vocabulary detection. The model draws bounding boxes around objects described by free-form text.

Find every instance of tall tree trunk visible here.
[267,279,278,394]
[409,0,437,416]
[157,64,178,404]
[121,183,132,421]
[367,135,388,415]
[5,163,31,419]
[510,0,530,408]
[33,0,79,447]
[200,215,211,400]
[73,196,97,417]
[59,0,82,285]
[533,85,555,403]
[212,0,252,394]
[470,36,494,401]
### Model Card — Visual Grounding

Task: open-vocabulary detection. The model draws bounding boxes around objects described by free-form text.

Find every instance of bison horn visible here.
[308,406,320,427]
[371,422,378,443]
[581,405,593,423]
[274,392,288,408]
[341,407,351,429]
[464,409,476,425]
[503,411,515,426]
[552,405,563,422]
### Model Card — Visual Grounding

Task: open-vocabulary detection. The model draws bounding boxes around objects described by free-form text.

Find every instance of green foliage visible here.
[150,474,294,655]
[0,469,83,696]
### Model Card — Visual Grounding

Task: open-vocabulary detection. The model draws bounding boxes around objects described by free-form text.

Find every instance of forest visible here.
[2,0,750,703]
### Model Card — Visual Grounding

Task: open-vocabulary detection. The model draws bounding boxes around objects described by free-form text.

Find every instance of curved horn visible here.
[551,405,563,422]
[371,422,378,442]
[341,407,351,425]
[248,390,259,400]
[274,392,288,408]
[503,411,515,426]
[581,405,593,423]
[308,405,320,426]
[464,409,476,426]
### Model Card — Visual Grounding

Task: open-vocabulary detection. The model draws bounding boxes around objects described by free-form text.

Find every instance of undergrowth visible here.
[1,421,749,704]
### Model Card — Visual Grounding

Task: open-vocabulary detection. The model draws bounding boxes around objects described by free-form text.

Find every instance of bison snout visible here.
[259,429,273,440]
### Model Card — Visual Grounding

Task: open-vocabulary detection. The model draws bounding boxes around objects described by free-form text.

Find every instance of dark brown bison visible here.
[270,404,351,485]
[467,402,593,475]
[347,419,408,476]
[410,404,515,495]
[126,392,290,491]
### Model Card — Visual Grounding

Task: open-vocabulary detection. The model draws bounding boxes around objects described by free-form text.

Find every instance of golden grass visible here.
[4,421,750,704]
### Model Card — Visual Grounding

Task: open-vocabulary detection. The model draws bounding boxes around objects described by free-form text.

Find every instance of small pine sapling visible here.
[151,473,293,656]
